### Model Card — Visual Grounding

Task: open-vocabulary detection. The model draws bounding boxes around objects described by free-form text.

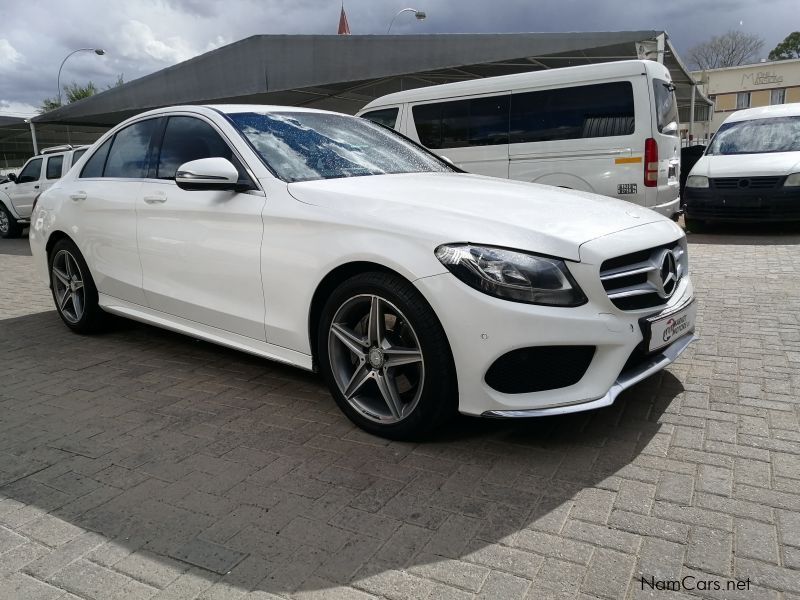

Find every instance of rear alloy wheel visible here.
[0,204,23,239]
[49,238,106,333]
[319,272,456,439]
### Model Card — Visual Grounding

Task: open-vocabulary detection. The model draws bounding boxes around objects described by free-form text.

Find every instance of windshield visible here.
[227,111,454,183]
[707,116,800,155]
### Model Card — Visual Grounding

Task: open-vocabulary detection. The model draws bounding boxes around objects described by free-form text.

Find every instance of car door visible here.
[8,157,43,218]
[65,119,159,306]
[137,114,267,341]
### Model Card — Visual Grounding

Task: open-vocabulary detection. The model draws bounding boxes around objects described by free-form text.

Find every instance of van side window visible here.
[412,95,510,149]
[510,81,635,143]
[71,148,88,165]
[46,155,64,180]
[361,108,399,129]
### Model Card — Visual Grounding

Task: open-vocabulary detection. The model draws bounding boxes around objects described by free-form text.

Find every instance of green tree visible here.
[769,32,800,60]
[39,81,99,113]
[107,74,125,90]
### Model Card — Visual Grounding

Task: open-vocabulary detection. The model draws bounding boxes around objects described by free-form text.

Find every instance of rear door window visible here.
[81,138,112,178]
[653,79,678,134]
[104,119,159,178]
[46,155,64,179]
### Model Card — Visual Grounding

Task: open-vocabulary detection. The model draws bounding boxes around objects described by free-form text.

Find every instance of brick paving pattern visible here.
[0,229,799,599]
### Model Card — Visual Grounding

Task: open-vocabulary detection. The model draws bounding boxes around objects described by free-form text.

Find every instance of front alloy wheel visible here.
[328,294,425,424]
[318,272,456,439]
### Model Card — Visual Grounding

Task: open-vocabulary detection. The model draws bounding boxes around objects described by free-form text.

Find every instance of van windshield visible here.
[653,79,678,134]
[228,111,453,183]
[706,117,800,155]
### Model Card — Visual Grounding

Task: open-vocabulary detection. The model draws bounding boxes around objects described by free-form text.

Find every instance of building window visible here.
[771,88,786,105]
[736,92,751,110]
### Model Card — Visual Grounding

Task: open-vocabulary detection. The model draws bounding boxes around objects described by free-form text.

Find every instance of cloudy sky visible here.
[0,0,795,117]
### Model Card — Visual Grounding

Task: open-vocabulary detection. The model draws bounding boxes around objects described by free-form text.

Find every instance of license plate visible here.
[642,299,696,353]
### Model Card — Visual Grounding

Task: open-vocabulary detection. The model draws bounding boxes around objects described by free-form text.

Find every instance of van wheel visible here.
[318,272,457,440]
[48,238,107,333]
[0,204,23,238]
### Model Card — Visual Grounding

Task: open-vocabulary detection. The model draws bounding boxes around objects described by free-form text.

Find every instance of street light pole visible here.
[387,8,426,33]
[57,48,106,106]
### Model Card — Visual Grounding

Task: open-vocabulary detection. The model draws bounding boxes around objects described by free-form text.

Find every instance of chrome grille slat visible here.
[599,239,687,311]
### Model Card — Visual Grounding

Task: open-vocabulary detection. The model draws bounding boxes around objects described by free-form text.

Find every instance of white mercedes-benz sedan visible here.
[30,105,696,439]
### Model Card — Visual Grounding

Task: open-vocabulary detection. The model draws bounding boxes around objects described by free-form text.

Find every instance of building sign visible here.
[742,71,784,86]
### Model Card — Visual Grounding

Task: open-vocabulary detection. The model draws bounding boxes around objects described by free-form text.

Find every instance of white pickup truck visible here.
[0,145,89,238]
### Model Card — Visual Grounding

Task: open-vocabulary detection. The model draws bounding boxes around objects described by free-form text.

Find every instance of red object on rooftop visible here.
[338,6,351,35]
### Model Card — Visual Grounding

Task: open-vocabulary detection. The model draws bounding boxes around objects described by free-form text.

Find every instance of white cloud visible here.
[0,39,22,69]
[119,20,196,63]
[0,99,37,118]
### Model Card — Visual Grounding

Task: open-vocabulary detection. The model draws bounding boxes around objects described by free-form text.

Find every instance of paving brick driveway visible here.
[0,229,799,600]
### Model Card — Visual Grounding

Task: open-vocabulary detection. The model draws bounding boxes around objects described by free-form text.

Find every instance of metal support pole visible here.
[27,120,39,155]
[689,84,696,143]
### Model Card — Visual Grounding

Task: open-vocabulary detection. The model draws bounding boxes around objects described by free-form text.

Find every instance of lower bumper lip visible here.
[481,332,696,418]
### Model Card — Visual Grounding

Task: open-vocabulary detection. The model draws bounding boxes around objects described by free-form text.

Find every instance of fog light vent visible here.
[485,346,595,394]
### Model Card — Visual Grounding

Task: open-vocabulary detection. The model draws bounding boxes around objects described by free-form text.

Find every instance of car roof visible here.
[359,60,669,110]
[724,102,800,123]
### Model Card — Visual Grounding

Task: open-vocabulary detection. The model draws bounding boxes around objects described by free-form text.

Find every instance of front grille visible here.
[600,239,686,311]
[485,346,595,394]
[712,176,783,190]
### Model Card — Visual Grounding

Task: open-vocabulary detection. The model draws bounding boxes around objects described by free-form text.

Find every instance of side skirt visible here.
[98,293,314,371]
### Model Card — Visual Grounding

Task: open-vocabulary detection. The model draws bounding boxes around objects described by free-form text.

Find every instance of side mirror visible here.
[175,157,242,191]
[7,173,16,183]
[662,121,679,136]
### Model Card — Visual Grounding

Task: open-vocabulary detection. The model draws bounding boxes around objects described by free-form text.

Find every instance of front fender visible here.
[0,190,22,220]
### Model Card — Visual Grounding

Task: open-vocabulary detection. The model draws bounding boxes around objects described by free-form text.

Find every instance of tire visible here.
[684,217,707,233]
[0,203,23,239]
[48,238,107,333]
[318,271,457,440]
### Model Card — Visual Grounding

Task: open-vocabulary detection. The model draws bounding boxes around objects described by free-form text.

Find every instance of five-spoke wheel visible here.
[328,294,425,424]
[51,249,86,324]
[319,272,456,439]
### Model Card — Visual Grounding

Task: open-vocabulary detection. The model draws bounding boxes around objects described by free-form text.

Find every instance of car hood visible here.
[287,172,667,262]
[691,152,800,178]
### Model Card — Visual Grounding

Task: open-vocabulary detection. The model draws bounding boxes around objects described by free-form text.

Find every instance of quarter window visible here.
[80,138,112,178]
[17,158,42,184]
[104,119,159,178]
[71,148,88,164]
[46,155,64,179]
[156,116,241,180]
[361,108,399,129]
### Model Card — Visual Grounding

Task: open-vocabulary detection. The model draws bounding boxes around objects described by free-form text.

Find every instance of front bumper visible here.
[413,221,694,417]
[414,271,694,418]
[685,185,800,222]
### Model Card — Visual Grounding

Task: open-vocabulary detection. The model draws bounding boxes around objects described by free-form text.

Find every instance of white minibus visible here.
[358,60,681,217]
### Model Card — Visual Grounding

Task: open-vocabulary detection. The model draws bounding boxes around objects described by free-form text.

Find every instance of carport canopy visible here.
[1,31,710,166]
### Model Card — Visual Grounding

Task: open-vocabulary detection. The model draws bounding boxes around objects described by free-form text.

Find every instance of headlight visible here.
[784,173,800,187]
[435,244,587,306]
[686,175,709,188]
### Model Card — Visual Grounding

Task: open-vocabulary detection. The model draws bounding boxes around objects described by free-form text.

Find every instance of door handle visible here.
[143,194,167,204]
[69,191,87,201]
